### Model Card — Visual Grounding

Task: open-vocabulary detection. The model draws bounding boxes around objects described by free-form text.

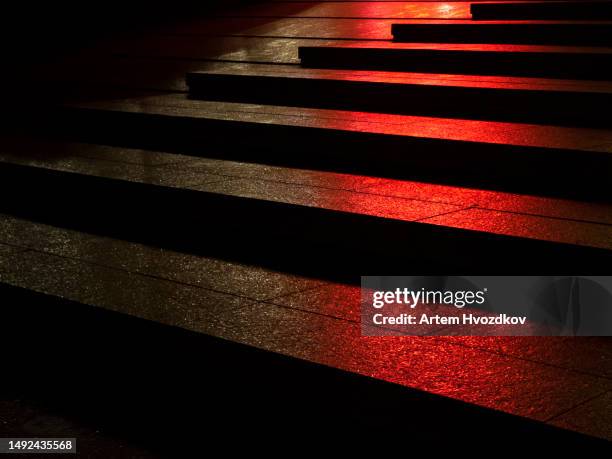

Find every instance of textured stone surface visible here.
[362,179,496,206]
[0,136,194,166]
[270,282,361,322]
[271,283,612,376]
[216,302,612,423]
[190,66,612,92]
[364,179,612,225]
[179,157,384,191]
[13,251,599,426]
[60,238,324,301]
[74,94,612,152]
[0,251,107,302]
[0,216,98,255]
[0,242,23,255]
[71,144,193,166]
[159,16,612,42]
[477,195,612,225]
[104,31,612,65]
[6,0,612,443]
[550,391,612,439]
[0,152,227,189]
[196,178,464,221]
[0,215,322,301]
[1,215,611,438]
[220,2,472,19]
[104,35,385,63]
[0,251,249,333]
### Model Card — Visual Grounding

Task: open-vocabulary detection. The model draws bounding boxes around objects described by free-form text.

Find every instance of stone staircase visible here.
[1,0,611,452]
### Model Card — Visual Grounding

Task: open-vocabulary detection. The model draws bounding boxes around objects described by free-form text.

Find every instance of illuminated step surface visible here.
[1,137,612,273]
[6,0,612,450]
[298,43,612,80]
[390,21,612,46]
[471,2,612,20]
[186,66,612,127]
[33,94,612,199]
[216,1,473,19]
[2,216,610,446]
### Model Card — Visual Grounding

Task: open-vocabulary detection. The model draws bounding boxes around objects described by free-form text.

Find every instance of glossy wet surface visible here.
[4,0,612,447]
[189,65,612,92]
[0,215,610,440]
[66,94,612,151]
[2,136,612,251]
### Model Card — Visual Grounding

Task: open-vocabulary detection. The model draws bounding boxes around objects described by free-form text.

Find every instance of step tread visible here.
[391,21,612,45]
[217,1,473,19]
[0,212,324,302]
[155,17,612,41]
[393,19,612,25]
[63,94,612,152]
[471,1,612,20]
[91,33,612,69]
[1,137,612,251]
[0,215,611,442]
[299,41,612,54]
[185,67,612,127]
[3,137,612,226]
[297,42,612,79]
[187,66,612,93]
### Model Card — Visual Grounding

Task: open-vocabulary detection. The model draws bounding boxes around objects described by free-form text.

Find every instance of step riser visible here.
[471,2,612,20]
[391,24,612,46]
[186,73,612,128]
[1,162,610,273]
[298,47,612,80]
[30,106,612,202]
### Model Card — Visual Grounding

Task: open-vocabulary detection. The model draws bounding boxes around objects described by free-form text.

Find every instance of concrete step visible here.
[186,66,612,127]
[298,42,612,80]
[471,2,612,20]
[391,21,612,46]
[1,137,612,275]
[1,224,608,449]
[21,94,612,201]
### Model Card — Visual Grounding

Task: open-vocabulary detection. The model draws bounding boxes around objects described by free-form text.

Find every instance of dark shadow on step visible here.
[3,0,306,103]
